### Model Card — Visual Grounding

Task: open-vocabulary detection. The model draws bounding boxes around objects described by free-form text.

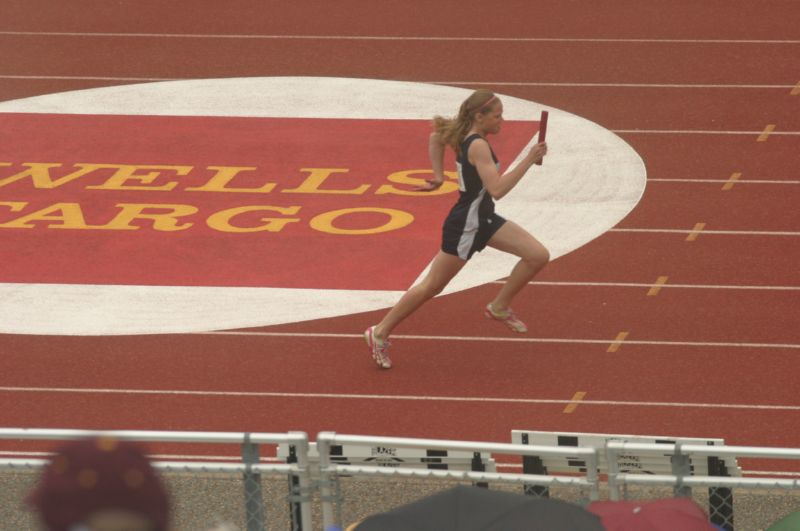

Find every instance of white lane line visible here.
[609,228,800,236]
[2,31,799,44]
[440,81,799,89]
[198,331,800,350]
[744,470,800,477]
[0,75,177,82]
[0,386,798,411]
[490,280,800,292]
[1,90,795,136]
[2,75,795,92]
[648,178,800,185]
[613,129,800,136]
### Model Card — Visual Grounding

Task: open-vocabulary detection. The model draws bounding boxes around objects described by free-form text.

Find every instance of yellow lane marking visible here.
[757,124,776,142]
[607,331,629,353]
[791,81,800,96]
[722,172,742,191]
[563,391,587,413]
[686,222,706,241]
[647,276,669,296]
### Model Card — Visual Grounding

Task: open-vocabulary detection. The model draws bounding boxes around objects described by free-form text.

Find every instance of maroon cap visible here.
[27,436,170,531]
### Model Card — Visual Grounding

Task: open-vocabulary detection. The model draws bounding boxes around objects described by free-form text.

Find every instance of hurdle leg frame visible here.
[520,433,550,497]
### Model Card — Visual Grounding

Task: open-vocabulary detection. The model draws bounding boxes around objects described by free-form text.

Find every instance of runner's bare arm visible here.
[472,139,546,200]
[415,132,446,191]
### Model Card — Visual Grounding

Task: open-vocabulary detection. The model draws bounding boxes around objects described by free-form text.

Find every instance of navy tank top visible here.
[453,133,499,219]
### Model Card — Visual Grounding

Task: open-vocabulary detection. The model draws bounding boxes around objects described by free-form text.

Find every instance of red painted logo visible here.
[1,113,537,291]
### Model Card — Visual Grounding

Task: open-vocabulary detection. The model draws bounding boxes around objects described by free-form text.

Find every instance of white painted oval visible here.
[0,77,646,335]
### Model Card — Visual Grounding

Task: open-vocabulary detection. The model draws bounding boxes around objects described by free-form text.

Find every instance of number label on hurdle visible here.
[277,443,495,472]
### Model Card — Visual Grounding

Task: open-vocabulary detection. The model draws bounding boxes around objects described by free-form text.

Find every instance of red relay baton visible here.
[534,110,548,166]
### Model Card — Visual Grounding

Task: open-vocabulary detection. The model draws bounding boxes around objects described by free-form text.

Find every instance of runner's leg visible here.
[374,251,466,339]
[486,220,549,312]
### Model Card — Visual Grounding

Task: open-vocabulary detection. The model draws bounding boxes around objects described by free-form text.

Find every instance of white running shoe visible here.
[485,304,528,333]
[364,326,392,369]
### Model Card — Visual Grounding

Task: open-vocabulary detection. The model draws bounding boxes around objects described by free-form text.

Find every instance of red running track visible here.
[0,1,798,472]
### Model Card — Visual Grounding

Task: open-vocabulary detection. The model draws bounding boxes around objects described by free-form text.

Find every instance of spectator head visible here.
[27,436,170,531]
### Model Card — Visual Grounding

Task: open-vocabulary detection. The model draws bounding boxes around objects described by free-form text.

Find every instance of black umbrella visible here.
[350,485,605,531]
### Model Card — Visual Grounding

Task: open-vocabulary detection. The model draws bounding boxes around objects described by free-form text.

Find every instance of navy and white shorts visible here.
[441,210,506,260]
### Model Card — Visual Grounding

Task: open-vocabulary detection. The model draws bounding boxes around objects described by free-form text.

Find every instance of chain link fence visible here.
[605,441,800,531]
[0,429,313,531]
[3,465,800,530]
[2,429,800,530]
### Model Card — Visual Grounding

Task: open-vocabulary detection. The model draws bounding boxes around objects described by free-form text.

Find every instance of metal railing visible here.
[3,428,800,531]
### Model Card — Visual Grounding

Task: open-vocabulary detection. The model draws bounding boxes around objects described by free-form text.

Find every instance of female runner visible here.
[365,89,549,369]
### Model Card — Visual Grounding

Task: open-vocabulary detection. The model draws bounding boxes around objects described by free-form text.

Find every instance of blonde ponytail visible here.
[432,89,498,155]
